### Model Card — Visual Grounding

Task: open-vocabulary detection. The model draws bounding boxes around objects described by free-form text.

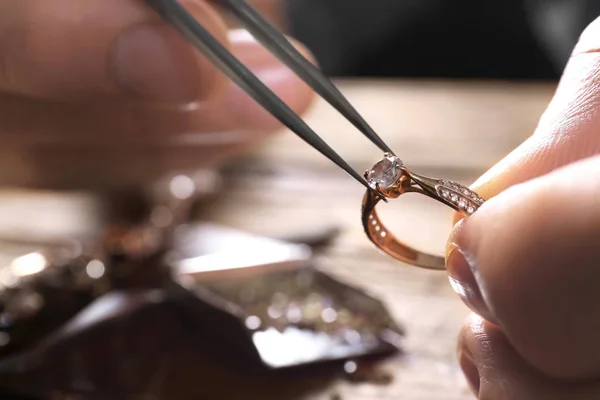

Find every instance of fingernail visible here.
[111,23,206,103]
[457,345,480,395]
[446,226,496,323]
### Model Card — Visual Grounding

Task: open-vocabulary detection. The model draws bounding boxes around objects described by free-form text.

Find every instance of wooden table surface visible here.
[0,79,556,399]
[202,79,556,400]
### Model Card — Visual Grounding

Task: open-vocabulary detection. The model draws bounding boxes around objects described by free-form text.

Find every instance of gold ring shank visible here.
[362,190,445,270]
[361,168,485,270]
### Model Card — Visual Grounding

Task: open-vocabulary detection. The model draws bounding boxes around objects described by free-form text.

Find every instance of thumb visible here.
[0,0,228,103]
[445,16,600,380]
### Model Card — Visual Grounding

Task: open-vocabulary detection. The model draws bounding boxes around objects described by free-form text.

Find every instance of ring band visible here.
[361,154,485,270]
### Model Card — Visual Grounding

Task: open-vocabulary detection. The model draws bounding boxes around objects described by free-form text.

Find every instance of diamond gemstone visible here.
[366,156,403,189]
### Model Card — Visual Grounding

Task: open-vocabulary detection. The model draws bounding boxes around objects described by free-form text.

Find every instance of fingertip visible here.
[0,0,233,103]
[446,241,496,324]
[111,22,205,103]
[110,0,229,104]
[572,15,600,56]
[448,158,600,381]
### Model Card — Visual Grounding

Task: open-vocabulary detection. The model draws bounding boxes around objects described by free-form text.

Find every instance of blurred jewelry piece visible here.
[0,171,209,359]
[361,154,485,270]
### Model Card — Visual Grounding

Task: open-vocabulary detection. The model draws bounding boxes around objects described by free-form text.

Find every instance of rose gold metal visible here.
[361,155,485,270]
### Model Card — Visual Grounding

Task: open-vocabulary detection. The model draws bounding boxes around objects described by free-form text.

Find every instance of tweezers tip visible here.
[366,185,387,202]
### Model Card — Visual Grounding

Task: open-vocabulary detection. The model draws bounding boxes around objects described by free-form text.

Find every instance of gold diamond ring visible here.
[361,154,485,270]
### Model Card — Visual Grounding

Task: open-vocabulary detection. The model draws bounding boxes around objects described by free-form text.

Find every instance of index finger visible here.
[468,16,600,200]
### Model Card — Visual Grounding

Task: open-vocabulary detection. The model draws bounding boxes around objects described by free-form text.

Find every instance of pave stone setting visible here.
[436,180,484,214]
[366,155,403,190]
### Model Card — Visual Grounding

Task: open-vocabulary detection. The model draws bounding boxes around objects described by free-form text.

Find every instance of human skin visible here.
[446,16,600,399]
[3,1,600,399]
[0,0,313,190]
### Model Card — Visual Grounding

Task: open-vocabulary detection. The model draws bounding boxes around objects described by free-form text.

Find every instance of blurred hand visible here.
[446,16,600,399]
[0,0,312,190]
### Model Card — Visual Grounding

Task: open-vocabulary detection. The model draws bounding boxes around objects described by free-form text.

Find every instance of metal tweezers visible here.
[146,0,393,196]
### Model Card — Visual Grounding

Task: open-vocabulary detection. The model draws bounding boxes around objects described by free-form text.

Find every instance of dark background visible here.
[285,0,600,80]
